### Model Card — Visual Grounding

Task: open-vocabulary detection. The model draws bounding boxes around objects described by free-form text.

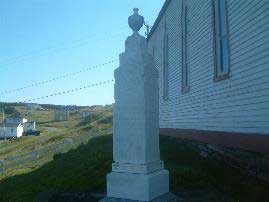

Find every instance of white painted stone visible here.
[112,160,164,174]
[107,170,169,201]
[106,8,169,201]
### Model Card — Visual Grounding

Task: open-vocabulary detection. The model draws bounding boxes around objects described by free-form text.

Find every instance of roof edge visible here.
[147,0,172,40]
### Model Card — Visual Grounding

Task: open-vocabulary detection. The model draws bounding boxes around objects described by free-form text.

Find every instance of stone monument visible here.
[102,9,175,202]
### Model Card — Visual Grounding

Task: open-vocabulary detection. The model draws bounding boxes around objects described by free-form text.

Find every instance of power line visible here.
[0,59,118,96]
[0,27,126,71]
[22,79,114,103]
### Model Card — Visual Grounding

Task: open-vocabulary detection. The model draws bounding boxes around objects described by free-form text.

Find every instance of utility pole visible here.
[2,108,6,141]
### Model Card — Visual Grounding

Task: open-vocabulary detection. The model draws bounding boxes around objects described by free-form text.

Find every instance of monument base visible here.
[105,169,169,201]
[100,192,180,202]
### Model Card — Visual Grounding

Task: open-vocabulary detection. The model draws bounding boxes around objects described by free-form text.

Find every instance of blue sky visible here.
[0,0,164,106]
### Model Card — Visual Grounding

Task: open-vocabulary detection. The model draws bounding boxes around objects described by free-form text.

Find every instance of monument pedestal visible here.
[107,169,169,201]
[101,192,179,202]
[105,161,171,201]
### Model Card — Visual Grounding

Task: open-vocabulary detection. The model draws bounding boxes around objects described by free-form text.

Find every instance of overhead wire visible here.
[0,59,118,96]
[21,79,114,103]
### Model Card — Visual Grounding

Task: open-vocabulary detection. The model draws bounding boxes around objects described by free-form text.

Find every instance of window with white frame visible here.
[182,0,190,92]
[213,0,230,80]
[163,20,169,100]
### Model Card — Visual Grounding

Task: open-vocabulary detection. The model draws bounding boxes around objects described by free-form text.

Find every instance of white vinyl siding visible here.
[148,0,269,135]
[213,0,230,80]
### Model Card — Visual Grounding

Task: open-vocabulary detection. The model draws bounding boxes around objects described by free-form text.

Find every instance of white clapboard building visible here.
[0,123,24,139]
[0,114,37,138]
[147,0,269,153]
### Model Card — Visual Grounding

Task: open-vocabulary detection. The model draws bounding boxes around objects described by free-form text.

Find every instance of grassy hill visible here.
[0,103,112,178]
[0,134,112,202]
[0,135,269,202]
[0,103,268,202]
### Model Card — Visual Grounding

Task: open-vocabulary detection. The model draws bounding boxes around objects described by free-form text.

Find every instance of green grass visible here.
[0,135,268,202]
[0,104,112,182]
[161,137,269,201]
[0,134,112,202]
[0,104,268,201]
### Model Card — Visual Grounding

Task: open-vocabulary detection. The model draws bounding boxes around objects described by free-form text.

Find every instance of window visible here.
[182,0,190,92]
[163,20,169,100]
[213,0,230,80]
[11,129,14,133]
[152,47,155,60]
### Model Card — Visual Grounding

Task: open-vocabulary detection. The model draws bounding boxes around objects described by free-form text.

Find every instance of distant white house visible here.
[22,122,36,133]
[0,123,23,139]
[3,114,37,135]
[54,109,70,121]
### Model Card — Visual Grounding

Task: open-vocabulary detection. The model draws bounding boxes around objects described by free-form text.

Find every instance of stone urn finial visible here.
[128,8,144,34]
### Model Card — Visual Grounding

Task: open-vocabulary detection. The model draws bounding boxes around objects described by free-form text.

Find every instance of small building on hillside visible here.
[26,103,41,110]
[22,122,36,133]
[82,111,91,120]
[147,0,269,153]
[54,109,70,121]
[0,123,24,139]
